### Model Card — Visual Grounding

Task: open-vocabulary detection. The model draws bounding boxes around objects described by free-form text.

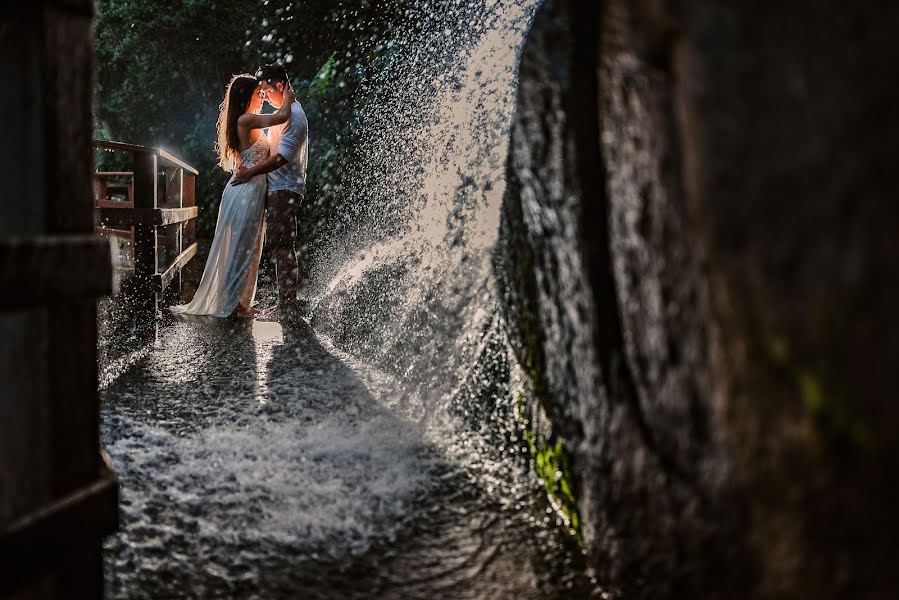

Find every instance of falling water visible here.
[311,0,531,418]
[101,0,599,597]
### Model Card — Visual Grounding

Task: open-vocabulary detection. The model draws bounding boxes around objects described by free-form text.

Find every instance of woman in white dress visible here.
[172,74,295,318]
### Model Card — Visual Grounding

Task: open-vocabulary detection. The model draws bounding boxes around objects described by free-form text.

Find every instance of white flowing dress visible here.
[172,137,269,317]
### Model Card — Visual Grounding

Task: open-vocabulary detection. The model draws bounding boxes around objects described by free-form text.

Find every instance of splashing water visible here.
[101,0,599,597]
[311,0,534,419]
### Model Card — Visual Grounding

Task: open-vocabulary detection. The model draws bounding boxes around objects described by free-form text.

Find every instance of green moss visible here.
[765,334,790,364]
[516,397,582,539]
[797,370,824,417]
[764,333,874,451]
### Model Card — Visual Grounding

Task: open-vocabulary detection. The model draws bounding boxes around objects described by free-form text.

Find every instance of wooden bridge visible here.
[93,140,199,322]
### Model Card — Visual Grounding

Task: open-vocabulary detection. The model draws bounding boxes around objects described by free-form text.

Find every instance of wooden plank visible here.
[183,173,197,247]
[95,226,132,237]
[159,149,199,175]
[154,242,197,292]
[93,140,199,175]
[0,463,118,594]
[159,207,197,224]
[48,5,94,235]
[0,21,53,596]
[45,6,108,596]
[95,199,134,209]
[94,140,149,154]
[0,465,118,556]
[182,173,196,208]
[96,206,198,227]
[93,176,107,204]
[0,235,112,307]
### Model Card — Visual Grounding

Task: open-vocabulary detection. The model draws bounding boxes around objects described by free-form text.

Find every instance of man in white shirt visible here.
[233,64,309,315]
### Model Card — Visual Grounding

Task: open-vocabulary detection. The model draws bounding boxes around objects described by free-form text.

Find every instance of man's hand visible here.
[232,153,289,185]
[231,166,252,186]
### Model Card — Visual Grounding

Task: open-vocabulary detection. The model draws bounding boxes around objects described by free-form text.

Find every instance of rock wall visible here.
[498,0,899,596]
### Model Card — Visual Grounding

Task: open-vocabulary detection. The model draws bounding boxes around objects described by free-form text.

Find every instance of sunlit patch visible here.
[250,319,283,345]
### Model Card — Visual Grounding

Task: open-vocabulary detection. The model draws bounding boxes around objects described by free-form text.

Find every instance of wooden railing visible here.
[93,140,199,320]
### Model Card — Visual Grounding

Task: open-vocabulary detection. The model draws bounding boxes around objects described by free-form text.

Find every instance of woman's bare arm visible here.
[237,88,296,129]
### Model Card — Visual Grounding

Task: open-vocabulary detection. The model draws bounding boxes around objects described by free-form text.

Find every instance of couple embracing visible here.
[173,64,308,320]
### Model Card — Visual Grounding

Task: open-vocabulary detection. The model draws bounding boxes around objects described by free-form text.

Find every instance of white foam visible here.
[105,410,433,558]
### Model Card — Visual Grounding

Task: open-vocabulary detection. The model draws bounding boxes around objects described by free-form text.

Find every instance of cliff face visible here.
[498,0,899,596]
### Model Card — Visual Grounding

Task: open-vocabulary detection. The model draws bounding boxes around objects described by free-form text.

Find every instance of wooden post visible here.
[181,173,197,292]
[1,0,118,597]
[182,172,196,249]
[162,167,183,304]
[92,174,107,202]
[132,152,158,328]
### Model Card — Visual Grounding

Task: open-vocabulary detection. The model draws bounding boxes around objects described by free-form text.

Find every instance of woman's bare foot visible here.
[234,306,259,318]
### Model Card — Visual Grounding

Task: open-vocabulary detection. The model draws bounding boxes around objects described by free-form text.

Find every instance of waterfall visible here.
[309,0,539,425]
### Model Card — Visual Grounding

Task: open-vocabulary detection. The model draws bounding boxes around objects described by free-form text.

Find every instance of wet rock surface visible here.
[498,3,704,595]
[499,0,899,597]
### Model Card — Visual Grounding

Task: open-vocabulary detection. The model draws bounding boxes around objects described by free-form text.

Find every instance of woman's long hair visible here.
[215,74,258,171]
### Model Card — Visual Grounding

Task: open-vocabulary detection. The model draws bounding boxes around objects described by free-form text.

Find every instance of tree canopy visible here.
[94,0,404,237]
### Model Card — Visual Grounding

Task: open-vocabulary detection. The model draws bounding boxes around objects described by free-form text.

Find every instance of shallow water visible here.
[101,314,594,598]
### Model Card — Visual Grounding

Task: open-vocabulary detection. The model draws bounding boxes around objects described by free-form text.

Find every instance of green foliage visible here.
[93,0,404,238]
[309,54,337,96]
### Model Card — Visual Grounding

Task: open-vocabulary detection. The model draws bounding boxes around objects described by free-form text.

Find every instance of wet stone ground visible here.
[99,296,597,599]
